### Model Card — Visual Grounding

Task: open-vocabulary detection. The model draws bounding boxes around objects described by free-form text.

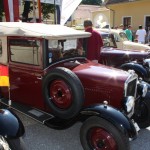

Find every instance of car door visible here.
[8,37,45,109]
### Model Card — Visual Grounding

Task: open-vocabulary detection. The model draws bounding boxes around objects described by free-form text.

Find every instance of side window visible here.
[9,39,40,65]
[0,39,2,56]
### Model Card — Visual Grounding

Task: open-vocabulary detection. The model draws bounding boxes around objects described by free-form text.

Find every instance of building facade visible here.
[106,0,150,31]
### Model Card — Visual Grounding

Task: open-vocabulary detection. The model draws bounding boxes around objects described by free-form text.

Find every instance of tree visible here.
[22,1,54,22]
[0,1,4,21]
[81,0,102,5]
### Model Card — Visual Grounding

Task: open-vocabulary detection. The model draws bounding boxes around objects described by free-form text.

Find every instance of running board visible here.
[0,98,54,125]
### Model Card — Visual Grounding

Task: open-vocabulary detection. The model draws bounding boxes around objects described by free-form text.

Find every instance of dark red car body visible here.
[1,22,149,150]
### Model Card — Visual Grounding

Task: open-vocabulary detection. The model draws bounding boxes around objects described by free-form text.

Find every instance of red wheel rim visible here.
[50,80,73,109]
[88,127,117,150]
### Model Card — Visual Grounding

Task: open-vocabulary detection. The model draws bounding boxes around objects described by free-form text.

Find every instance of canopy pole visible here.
[37,0,42,22]
[54,0,56,24]
[32,0,36,22]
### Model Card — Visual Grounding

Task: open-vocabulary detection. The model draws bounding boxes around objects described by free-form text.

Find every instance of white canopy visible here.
[0,22,91,40]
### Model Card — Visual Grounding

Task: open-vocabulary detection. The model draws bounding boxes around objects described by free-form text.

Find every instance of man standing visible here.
[83,20,103,62]
[136,25,146,44]
[125,25,133,41]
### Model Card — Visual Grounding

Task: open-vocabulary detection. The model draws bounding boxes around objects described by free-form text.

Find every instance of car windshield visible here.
[119,32,128,41]
[101,33,117,48]
[47,38,86,63]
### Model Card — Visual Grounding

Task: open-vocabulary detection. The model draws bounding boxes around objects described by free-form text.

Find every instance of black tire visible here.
[0,137,26,150]
[42,67,84,119]
[80,116,130,150]
[133,91,150,128]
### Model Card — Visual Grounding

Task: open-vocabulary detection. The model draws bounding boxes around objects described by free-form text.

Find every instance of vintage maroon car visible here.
[98,31,150,83]
[0,22,149,150]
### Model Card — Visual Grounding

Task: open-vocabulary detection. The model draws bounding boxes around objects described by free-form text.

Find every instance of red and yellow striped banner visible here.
[0,65,10,87]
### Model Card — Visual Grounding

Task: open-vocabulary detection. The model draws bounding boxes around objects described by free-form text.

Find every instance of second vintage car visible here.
[0,22,149,150]
[98,28,150,51]
[97,30,150,83]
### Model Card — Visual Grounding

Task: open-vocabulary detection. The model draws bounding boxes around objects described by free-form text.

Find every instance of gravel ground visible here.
[16,111,150,150]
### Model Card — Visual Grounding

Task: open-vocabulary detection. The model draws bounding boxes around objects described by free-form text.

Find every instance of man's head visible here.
[128,25,132,29]
[139,25,142,29]
[84,20,93,30]
[119,24,124,29]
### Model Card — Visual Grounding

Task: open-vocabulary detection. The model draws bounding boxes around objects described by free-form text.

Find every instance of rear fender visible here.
[80,104,137,139]
[0,109,25,138]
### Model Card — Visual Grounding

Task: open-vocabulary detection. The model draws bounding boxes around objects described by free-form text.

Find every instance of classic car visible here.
[98,28,150,51]
[0,22,149,150]
[97,31,150,83]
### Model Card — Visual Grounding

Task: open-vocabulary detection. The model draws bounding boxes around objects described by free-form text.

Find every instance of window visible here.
[123,17,131,29]
[47,38,85,63]
[9,38,40,65]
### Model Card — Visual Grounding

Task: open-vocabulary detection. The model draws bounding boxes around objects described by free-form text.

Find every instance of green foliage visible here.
[0,0,4,21]
[41,3,54,20]
[81,0,102,5]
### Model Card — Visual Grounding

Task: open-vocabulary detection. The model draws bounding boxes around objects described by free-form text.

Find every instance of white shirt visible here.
[136,29,146,43]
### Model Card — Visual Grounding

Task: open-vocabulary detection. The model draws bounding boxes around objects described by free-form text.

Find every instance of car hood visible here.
[71,61,130,87]
[102,47,150,57]
[123,41,150,51]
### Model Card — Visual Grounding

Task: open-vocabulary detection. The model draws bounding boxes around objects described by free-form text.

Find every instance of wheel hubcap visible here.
[50,80,72,109]
[89,127,117,150]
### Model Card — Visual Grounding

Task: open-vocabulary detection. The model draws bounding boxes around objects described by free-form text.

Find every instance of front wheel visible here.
[80,116,130,150]
[0,136,26,150]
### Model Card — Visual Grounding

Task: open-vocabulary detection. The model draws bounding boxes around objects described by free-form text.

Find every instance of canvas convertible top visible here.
[0,22,91,39]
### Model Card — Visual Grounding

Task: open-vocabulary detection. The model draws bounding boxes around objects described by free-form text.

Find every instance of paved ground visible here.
[16,112,150,150]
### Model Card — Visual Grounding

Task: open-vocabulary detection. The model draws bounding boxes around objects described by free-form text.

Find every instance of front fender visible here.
[80,104,137,139]
[120,63,149,81]
[0,109,25,138]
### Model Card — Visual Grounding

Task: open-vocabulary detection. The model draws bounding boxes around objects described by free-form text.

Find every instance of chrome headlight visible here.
[143,59,150,67]
[137,81,148,97]
[124,96,135,113]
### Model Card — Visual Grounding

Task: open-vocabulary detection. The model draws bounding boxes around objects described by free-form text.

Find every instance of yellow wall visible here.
[107,0,150,31]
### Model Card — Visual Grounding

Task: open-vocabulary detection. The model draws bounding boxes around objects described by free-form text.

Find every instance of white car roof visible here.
[0,22,91,40]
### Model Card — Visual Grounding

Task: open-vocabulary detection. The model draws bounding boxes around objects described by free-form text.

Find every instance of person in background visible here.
[135,25,146,44]
[118,24,124,30]
[125,25,133,41]
[83,20,103,63]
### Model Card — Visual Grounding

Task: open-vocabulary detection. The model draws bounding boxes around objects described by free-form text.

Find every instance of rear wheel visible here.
[80,116,129,150]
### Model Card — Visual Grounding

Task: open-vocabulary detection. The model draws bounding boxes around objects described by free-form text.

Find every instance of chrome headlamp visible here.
[137,81,148,97]
[143,59,150,67]
[124,96,135,113]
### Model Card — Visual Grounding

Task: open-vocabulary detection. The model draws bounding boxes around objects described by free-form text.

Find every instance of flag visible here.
[37,0,42,22]
[3,0,19,22]
[60,0,82,25]
[0,65,10,87]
